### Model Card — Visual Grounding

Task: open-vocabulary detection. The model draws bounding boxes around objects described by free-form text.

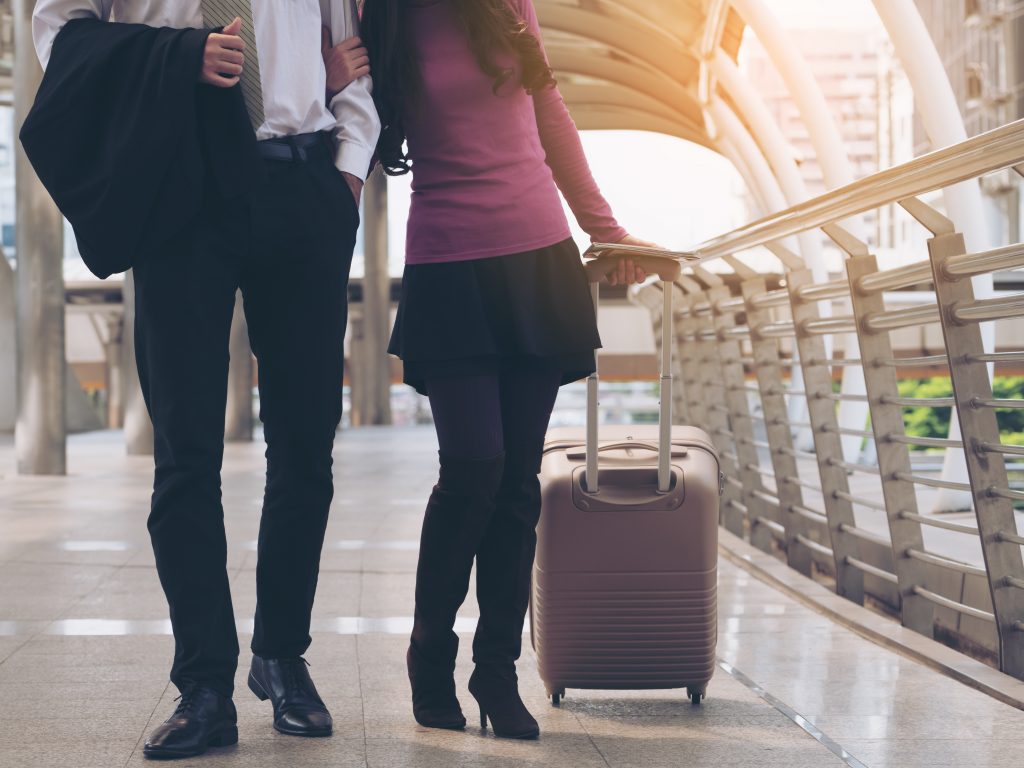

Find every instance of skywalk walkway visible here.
[1,427,1023,768]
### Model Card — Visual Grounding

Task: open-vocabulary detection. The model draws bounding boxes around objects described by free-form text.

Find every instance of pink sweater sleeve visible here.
[516,0,629,244]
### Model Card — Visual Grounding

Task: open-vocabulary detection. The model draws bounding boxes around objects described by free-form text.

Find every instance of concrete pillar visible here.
[0,252,14,431]
[122,271,153,455]
[225,290,254,441]
[14,0,66,475]
[350,167,392,427]
[104,312,123,429]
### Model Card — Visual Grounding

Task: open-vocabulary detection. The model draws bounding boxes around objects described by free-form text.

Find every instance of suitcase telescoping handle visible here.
[583,250,682,495]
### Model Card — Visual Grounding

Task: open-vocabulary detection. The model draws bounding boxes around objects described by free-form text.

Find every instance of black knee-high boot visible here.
[469,458,542,739]
[408,451,505,730]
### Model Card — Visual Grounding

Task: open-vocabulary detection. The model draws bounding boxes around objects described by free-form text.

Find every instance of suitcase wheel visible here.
[550,689,565,707]
[687,687,705,706]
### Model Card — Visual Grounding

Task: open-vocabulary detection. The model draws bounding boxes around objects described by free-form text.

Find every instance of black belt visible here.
[257,132,329,163]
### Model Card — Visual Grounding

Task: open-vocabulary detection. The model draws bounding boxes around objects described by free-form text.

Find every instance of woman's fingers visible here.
[352,63,371,78]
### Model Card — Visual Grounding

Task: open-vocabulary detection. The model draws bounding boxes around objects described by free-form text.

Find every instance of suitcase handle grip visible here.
[585,273,675,495]
[566,442,687,460]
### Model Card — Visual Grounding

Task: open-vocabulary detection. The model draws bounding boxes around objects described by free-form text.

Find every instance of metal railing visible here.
[635,118,1024,681]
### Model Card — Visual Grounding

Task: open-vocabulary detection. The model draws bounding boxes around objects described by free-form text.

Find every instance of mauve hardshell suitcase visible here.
[531,253,721,706]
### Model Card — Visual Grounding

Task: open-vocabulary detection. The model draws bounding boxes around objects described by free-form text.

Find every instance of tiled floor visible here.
[1,428,1023,767]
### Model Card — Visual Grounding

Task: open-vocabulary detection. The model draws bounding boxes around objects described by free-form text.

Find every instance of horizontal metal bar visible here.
[1004,575,1024,590]
[730,384,762,394]
[819,392,870,402]
[780,446,821,461]
[724,476,745,489]
[794,279,849,302]
[745,462,774,477]
[756,321,796,338]
[879,354,949,367]
[748,289,790,309]
[722,326,751,339]
[714,296,746,313]
[795,534,834,558]
[690,119,1024,264]
[808,357,863,367]
[756,516,786,536]
[782,476,823,494]
[838,523,891,547]
[970,350,1024,364]
[973,398,1024,410]
[899,511,979,535]
[996,527,1024,545]
[887,434,963,449]
[912,586,996,623]
[952,293,1024,324]
[864,305,940,333]
[828,458,881,476]
[846,556,899,584]
[834,490,889,513]
[823,425,875,439]
[882,396,957,407]
[857,261,932,293]
[980,441,1024,458]
[894,471,973,492]
[790,504,828,523]
[943,243,1024,279]
[752,488,781,504]
[739,438,772,450]
[907,548,987,578]
[989,486,1024,504]
[726,498,748,513]
[801,316,858,336]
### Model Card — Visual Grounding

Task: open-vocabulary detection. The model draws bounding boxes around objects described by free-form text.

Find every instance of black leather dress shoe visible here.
[143,685,237,760]
[248,655,333,737]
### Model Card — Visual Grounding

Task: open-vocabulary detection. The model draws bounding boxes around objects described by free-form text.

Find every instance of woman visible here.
[359,0,651,740]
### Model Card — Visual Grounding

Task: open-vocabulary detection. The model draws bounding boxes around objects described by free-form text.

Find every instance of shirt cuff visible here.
[334,141,375,182]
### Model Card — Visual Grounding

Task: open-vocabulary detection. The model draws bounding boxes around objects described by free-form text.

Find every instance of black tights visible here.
[426,368,562,469]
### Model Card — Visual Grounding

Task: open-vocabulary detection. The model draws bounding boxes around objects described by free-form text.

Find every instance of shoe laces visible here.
[172,686,199,716]
[279,657,312,697]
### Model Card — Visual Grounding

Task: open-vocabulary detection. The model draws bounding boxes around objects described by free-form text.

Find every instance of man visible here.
[32,0,379,759]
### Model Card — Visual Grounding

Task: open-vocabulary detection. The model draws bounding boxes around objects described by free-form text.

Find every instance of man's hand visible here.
[322,27,370,100]
[200,17,245,88]
[341,172,363,207]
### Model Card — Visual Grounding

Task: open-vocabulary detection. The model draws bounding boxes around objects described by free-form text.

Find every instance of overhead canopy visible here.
[536,0,745,148]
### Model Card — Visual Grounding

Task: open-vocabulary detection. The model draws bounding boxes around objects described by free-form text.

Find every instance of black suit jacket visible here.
[19,18,263,279]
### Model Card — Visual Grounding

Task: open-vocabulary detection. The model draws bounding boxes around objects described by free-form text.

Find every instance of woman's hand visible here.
[322,27,370,100]
[606,234,663,286]
[200,17,245,88]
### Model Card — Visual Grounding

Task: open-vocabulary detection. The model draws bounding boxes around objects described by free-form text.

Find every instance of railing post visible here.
[787,269,865,603]
[844,241,935,636]
[741,278,812,574]
[676,293,711,430]
[929,231,1024,679]
[695,286,745,536]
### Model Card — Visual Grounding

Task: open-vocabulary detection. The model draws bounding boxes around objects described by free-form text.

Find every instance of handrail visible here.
[687,118,1024,262]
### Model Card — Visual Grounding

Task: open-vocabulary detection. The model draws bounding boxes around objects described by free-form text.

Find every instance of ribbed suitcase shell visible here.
[531,424,719,699]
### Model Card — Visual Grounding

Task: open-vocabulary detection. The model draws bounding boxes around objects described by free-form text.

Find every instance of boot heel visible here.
[247,673,269,702]
[479,704,488,730]
[209,726,239,747]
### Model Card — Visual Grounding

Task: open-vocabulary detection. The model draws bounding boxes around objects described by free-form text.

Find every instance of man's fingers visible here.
[215,62,243,76]
[337,35,363,50]
[207,72,240,88]
[222,17,242,36]
[217,50,245,66]
[212,32,245,52]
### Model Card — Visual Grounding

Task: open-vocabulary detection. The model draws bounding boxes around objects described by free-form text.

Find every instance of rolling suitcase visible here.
[531,253,721,706]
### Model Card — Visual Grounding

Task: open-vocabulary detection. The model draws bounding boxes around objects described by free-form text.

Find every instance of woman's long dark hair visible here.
[362,0,556,176]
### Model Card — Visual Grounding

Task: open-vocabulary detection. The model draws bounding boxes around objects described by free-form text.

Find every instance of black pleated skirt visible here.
[388,238,602,396]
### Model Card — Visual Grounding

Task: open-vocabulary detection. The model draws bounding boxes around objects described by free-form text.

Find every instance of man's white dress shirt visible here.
[32,0,380,180]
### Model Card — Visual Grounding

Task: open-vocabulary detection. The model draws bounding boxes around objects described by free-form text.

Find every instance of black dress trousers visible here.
[132,140,359,696]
